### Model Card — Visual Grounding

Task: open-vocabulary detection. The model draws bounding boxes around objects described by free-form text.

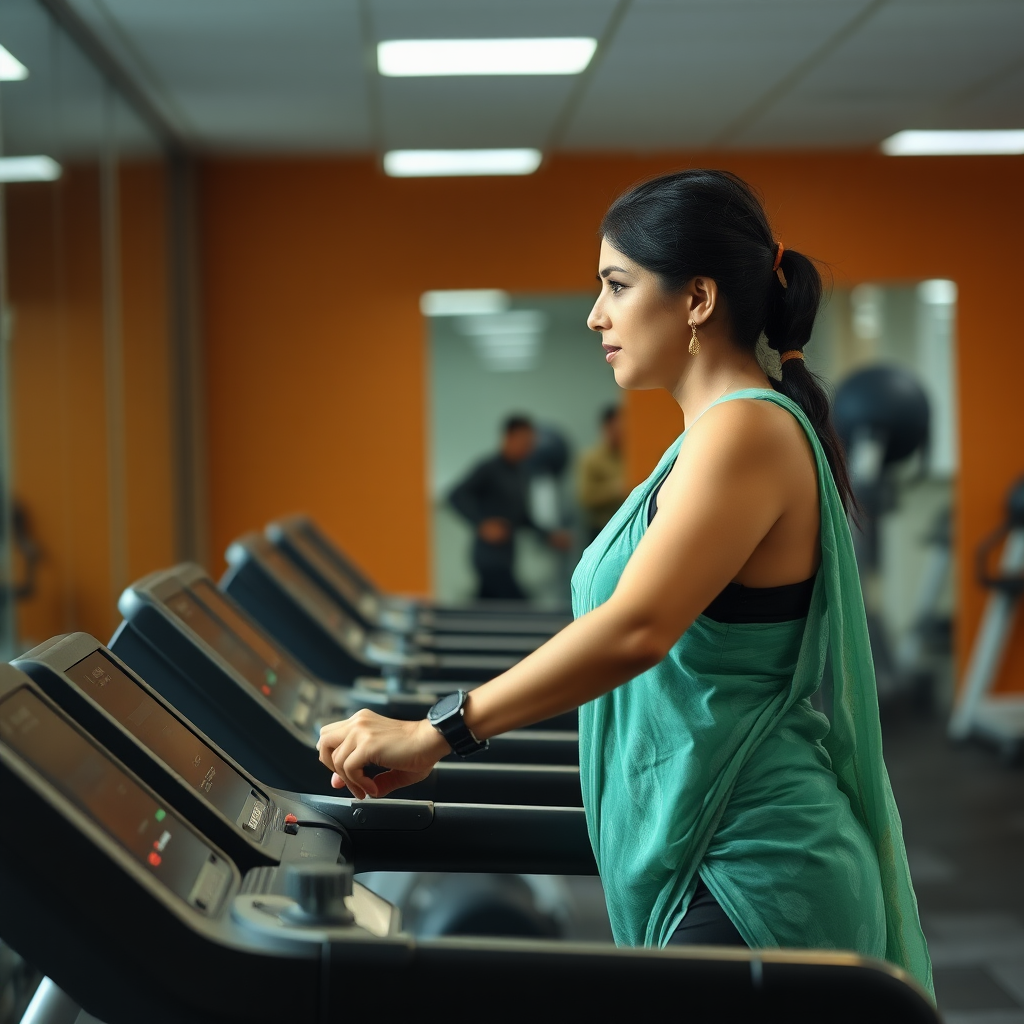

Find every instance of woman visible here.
[317,169,933,995]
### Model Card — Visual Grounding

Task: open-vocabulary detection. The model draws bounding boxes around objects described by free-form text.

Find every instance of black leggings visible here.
[667,878,748,947]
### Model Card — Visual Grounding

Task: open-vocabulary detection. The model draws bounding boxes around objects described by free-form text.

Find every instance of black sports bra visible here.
[647,478,815,624]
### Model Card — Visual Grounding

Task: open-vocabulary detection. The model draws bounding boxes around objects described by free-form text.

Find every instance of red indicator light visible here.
[148,852,162,867]
[261,684,271,696]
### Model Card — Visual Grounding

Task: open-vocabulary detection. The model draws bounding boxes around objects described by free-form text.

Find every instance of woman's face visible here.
[587,238,694,391]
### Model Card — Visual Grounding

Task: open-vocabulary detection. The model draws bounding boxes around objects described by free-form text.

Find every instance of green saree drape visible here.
[573,389,933,997]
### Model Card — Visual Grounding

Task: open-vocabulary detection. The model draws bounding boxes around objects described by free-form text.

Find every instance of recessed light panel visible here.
[882,130,1024,156]
[384,149,542,178]
[0,44,28,81]
[378,38,597,77]
[421,290,511,317]
[0,156,62,182]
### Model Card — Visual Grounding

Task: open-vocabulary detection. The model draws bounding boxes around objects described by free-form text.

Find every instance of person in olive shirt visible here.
[449,414,571,600]
[578,405,626,543]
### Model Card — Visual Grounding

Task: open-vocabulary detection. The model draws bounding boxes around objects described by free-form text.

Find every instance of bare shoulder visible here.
[682,395,808,468]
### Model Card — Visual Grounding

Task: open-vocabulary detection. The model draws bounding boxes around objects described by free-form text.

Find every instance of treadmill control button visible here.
[284,814,298,824]
[292,702,311,727]
[298,681,318,703]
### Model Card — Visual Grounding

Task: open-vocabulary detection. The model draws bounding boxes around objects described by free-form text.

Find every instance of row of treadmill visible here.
[2,516,937,1023]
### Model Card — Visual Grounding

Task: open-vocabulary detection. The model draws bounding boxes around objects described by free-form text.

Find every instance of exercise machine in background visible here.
[833,364,945,709]
[267,514,570,637]
[949,476,1024,760]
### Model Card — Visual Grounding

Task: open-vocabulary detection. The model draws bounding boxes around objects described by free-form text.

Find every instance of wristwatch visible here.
[427,690,489,758]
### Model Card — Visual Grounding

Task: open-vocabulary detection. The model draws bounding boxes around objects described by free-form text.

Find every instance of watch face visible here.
[430,691,462,723]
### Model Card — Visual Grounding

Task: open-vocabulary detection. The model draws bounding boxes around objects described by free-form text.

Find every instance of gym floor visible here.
[886,704,1024,1024]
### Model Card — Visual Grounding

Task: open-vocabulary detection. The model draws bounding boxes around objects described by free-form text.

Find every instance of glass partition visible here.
[0,0,170,659]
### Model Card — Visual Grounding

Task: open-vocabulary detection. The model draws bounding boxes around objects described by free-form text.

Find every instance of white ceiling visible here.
[2,0,1023,154]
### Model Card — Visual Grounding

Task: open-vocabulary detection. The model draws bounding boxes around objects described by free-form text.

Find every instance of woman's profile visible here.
[316,168,933,996]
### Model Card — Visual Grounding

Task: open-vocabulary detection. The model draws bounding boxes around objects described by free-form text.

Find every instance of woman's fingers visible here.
[342,746,379,800]
[371,767,432,798]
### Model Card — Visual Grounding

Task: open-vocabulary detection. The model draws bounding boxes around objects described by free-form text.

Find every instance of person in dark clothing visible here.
[449,415,571,601]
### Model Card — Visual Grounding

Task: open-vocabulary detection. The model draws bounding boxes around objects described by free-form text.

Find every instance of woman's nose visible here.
[587,300,607,332]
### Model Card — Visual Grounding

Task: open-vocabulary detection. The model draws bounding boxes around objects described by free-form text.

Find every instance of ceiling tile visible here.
[563,0,873,150]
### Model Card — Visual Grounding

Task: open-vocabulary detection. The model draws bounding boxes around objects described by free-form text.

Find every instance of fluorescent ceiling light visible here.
[458,311,547,336]
[384,149,542,178]
[882,130,1024,156]
[0,156,62,182]
[421,290,510,317]
[378,38,596,77]
[0,44,28,81]
[458,311,548,373]
[918,279,957,306]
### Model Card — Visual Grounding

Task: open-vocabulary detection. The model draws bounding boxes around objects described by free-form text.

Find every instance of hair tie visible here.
[772,242,784,272]
[779,350,804,364]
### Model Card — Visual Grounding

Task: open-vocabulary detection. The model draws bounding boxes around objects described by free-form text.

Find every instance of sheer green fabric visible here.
[572,389,933,997]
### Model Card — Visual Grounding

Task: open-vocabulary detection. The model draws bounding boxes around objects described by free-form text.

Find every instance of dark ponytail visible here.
[601,169,855,514]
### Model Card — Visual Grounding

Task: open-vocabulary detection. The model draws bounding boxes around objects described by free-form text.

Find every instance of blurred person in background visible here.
[578,405,626,543]
[449,414,571,601]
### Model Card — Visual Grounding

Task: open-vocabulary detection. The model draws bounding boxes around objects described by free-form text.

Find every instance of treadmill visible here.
[268,513,571,637]
[18,633,591,945]
[223,535,524,685]
[109,567,579,793]
[265,520,550,660]
[0,660,940,1024]
[222,533,580,725]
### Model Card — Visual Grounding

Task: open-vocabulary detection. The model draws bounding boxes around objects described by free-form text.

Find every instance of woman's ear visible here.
[688,276,718,326]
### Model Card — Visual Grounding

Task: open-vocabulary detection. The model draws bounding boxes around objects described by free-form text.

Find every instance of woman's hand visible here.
[316,710,450,799]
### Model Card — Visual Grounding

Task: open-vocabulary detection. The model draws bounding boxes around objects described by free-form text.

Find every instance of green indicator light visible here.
[155,809,166,822]
[265,670,277,685]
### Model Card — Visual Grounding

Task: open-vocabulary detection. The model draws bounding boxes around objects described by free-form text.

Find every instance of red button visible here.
[261,684,271,696]
[284,813,298,824]
[148,852,162,867]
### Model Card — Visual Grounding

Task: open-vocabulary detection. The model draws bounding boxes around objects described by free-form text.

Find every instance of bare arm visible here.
[319,401,803,798]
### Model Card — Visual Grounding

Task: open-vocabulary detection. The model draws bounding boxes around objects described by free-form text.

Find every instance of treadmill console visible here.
[281,527,381,623]
[0,686,231,913]
[256,543,367,650]
[64,649,268,835]
[164,585,320,725]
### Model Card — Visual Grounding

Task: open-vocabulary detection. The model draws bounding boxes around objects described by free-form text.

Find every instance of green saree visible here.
[572,389,933,996]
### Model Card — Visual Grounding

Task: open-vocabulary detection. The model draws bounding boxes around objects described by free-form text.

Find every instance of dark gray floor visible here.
[883,707,1024,1023]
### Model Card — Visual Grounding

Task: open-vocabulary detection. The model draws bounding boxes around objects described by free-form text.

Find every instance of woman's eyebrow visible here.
[600,265,630,278]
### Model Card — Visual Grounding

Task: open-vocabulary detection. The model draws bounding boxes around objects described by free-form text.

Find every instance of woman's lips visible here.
[602,343,621,363]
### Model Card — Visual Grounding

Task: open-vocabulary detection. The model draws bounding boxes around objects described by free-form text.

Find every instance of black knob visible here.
[284,863,354,925]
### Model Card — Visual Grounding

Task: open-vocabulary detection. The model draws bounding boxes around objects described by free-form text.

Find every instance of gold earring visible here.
[688,319,700,357]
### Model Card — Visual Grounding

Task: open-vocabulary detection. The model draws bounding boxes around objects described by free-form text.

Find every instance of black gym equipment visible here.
[108,567,578,796]
[833,364,936,705]
[266,513,570,636]
[949,475,1024,757]
[223,532,542,686]
[0,658,940,1023]
[220,534,578,728]
[18,633,587,947]
[265,519,549,657]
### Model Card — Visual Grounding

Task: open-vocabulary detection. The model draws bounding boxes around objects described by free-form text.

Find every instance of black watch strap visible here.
[427,690,489,758]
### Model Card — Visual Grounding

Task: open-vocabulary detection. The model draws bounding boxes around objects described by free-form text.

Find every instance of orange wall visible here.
[7,161,171,646]
[201,151,1024,686]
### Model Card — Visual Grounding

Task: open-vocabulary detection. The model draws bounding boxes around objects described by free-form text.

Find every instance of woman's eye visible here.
[608,280,625,294]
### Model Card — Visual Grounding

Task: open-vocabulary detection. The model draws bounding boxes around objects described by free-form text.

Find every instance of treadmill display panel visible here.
[164,588,299,711]
[190,580,309,686]
[66,650,255,819]
[0,689,222,907]
[259,544,354,637]
[287,531,380,621]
